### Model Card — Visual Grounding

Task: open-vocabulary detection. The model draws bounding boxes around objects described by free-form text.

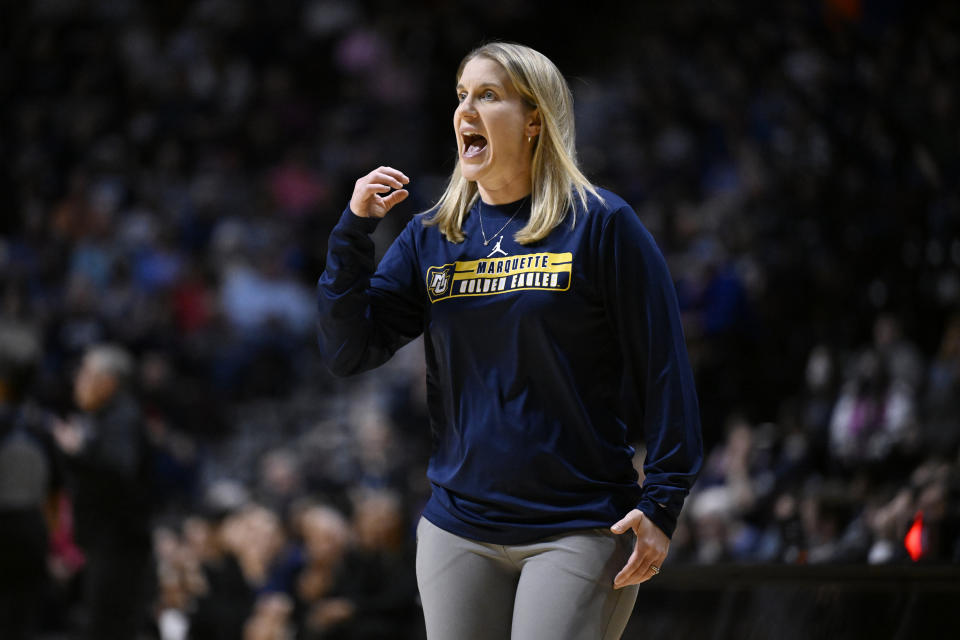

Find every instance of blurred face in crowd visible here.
[182,516,215,562]
[354,494,403,551]
[260,449,300,497]
[74,352,118,412]
[301,507,349,565]
[454,56,540,202]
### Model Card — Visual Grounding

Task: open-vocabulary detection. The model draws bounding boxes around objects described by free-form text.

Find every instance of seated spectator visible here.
[294,505,353,638]
[188,503,258,640]
[829,349,917,465]
[325,490,420,639]
[253,503,354,639]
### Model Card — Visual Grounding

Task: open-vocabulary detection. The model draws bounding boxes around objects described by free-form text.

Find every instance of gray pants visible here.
[416,517,640,640]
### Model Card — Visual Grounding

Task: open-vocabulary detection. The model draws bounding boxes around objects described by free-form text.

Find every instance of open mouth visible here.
[462,132,488,158]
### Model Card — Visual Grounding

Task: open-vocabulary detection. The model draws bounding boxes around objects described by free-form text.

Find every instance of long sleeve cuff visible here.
[637,497,678,539]
[337,206,382,234]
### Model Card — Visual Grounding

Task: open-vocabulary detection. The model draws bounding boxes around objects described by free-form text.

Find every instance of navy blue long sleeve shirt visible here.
[317,188,702,543]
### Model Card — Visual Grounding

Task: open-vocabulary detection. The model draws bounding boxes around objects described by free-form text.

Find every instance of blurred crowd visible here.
[1,0,959,637]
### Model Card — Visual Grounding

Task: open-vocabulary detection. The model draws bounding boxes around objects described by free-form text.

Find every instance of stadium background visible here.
[2,0,959,637]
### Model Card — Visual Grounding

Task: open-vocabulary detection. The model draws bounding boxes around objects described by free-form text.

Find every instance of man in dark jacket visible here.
[53,344,153,639]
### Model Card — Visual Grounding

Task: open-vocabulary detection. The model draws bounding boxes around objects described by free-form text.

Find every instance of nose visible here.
[457,96,478,119]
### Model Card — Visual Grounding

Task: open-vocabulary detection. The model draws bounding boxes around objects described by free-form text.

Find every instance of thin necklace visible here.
[477,197,527,246]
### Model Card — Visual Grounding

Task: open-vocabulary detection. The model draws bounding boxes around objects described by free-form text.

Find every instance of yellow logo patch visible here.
[426,252,572,303]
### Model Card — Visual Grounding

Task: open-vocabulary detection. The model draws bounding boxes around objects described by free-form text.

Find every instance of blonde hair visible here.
[425,42,602,245]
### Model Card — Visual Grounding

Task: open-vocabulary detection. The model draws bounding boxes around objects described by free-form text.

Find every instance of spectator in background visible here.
[294,505,353,638]
[676,238,756,444]
[328,489,420,639]
[801,344,839,465]
[829,346,917,467]
[244,592,295,640]
[253,502,363,638]
[905,458,960,563]
[154,521,206,640]
[52,344,154,639]
[0,332,64,640]
[255,448,303,518]
[254,490,423,640]
[923,314,960,454]
[352,404,407,490]
[187,502,257,640]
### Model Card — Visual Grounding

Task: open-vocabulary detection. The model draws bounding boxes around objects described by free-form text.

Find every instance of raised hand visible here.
[349,166,410,218]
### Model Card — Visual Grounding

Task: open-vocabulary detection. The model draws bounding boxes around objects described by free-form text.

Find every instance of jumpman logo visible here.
[487,237,508,257]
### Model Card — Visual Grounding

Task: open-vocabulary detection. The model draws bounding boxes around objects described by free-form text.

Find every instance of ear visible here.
[525,107,541,138]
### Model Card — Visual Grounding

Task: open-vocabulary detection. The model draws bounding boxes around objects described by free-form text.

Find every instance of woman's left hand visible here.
[610,509,670,588]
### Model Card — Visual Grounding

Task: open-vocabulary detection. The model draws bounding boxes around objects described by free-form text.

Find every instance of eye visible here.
[482,90,496,100]
[457,91,467,102]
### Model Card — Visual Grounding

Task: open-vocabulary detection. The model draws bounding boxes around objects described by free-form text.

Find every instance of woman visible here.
[317,42,702,640]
